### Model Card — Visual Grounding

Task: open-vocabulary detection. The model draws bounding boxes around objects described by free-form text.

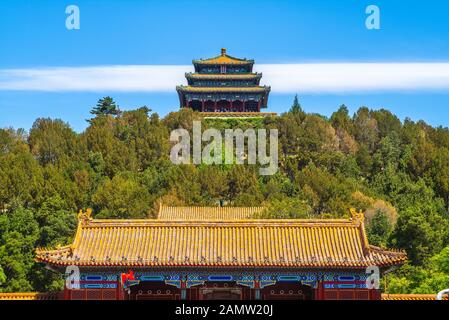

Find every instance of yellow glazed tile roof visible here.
[381,294,448,300]
[158,205,264,220]
[36,209,406,269]
[0,292,59,300]
[176,86,270,93]
[193,48,253,65]
[0,293,38,300]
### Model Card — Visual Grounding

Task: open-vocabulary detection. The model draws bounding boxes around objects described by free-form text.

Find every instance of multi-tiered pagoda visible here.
[176,48,271,114]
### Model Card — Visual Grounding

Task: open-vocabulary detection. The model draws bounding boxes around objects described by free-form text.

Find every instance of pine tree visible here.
[90,97,120,117]
[289,94,303,114]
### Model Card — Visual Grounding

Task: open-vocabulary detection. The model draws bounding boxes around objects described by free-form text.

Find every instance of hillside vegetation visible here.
[0,96,448,293]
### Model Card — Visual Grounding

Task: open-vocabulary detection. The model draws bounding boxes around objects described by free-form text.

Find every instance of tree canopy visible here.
[0,96,448,293]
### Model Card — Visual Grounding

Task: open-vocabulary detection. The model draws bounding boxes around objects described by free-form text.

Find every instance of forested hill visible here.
[0,97,449,293]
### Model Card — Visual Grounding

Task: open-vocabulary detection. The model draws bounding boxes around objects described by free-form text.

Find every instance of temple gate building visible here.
[36,206,406,300]
[176,49,271,114]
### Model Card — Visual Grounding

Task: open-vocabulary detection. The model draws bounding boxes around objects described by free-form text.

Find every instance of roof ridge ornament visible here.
[78,208,93,223]
[221,48,226,56]
[350,208,365,223]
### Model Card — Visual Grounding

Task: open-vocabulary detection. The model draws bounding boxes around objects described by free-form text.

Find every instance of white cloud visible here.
[257,63,449,93]
[1,63,449,93]
[0,65,190,92]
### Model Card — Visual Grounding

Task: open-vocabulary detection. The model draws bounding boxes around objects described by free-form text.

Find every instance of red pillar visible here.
[257,100,261,112]
[214,101,217,112]
[369,289,381,300]
[117,280,125,300]
[315,281,324,300]
[201,100,204,112]
[230,100,233,112]
[63,285,70,300]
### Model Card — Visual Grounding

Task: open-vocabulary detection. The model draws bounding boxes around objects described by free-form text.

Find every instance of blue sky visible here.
[1,0,449,131]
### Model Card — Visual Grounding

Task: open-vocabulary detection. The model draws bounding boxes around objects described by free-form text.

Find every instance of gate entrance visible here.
[193,281,251,300]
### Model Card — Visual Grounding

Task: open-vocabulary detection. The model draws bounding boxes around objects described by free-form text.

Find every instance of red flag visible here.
[121,270,135,284]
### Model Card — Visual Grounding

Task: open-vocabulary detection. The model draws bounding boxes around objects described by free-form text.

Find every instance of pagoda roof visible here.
[193,48,254,66]
[36,208,406,269]
[185,73,262,80]
[201,112,278,118]
[176,85,270,93]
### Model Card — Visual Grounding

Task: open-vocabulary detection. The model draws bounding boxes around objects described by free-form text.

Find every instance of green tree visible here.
[227,166,263,205]
[90,96,120,118]
[0,265,6,287]
[367,209,393,247]
[84,114,138,176]
[28,118,79,166]
[372,132,402,173]
[355,144,372,175]
[289,94,305,118]
[0,141,44,208]
[119,108,170,170]
[393,207,447,265]
[353,107,379,151]
[371,109,402,139]
[92,174,151,218]
[299,115,339,154]
[430,147,449,211]
[257,198,312,219]
[35,196,77,247]
[0,207,39,292]
[331,104,353,133]
[386,247,449,294]
[199,166,228,203]
[431,246,449,274]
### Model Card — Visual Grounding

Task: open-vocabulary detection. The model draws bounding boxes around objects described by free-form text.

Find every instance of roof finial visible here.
[78,208,93,223]
[350,208,364,222]
[221,48,226,56]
